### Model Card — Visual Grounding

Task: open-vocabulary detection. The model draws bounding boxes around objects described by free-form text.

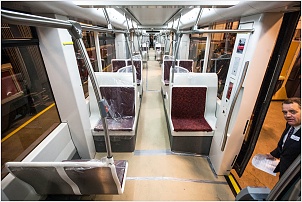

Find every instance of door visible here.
[233,11,301,177]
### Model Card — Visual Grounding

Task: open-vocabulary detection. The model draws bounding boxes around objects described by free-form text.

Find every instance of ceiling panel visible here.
[127,8,180,26]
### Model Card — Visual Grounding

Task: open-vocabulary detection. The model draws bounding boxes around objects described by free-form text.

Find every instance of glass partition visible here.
[207,21,239,99]
[189,34,207,72]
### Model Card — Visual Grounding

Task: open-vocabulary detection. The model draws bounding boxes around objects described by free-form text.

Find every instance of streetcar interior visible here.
[1,1,301,201]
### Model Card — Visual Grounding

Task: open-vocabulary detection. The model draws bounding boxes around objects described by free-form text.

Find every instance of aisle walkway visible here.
[93,49,235,201]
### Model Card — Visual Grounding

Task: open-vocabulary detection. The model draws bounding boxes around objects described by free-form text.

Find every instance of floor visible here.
[91,49,235,201]
[231,101,284,190]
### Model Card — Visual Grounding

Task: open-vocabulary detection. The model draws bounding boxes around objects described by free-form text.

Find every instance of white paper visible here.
[252,154,280,176]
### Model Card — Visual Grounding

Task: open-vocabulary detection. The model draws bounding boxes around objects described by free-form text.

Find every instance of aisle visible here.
[93,49,235,201]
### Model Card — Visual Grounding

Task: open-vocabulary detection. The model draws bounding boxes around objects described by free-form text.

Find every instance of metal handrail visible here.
[180,29,254,34]
[124,14,137,84]
[221,61,249,151]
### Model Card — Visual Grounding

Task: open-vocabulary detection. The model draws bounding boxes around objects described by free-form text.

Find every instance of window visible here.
[1,23,60,179]
[99,33,116,72]
[207,21,238,99]
[189,34,207,72]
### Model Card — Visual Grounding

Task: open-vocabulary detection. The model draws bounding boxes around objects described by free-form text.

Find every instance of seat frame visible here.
[5,160,128,195]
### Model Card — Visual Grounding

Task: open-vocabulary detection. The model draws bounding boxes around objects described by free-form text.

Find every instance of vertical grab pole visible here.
[124,14,136,83]
[193,8,203,30]
[170,13,183,83]
[163,25,169,55]
[171,33,183,83]
[136,24,143,57]
[130,20,137,54]
[174,14,182,55]
[68,21,113,159]
[132,19,142,57]
[102,8,112,30]
[221,61,249,151]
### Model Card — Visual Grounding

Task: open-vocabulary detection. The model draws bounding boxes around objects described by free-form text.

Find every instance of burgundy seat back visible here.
[164,60,174,83]
[171,87,212,132]
[127,60,142,82]
[112,60,126,72]
[171,87,207,119]
[178,60,193,72]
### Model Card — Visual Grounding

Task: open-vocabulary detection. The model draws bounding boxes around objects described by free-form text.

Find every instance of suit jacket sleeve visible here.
[270,126,290,158]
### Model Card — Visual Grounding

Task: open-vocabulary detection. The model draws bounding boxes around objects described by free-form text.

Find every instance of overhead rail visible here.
[130,26,177,32]
[1,9,126,34]
[119,7,141,25]
[102,8,113,30]
[163,8,184,25]
[193,8,203,30]
[75,1,237,8]
[1,9,72,29]
[180,29,254,34]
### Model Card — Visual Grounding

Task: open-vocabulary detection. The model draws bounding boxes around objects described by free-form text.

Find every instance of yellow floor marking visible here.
[228,174,241,194]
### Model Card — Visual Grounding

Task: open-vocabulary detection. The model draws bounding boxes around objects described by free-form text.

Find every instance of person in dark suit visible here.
[266,97,301,178]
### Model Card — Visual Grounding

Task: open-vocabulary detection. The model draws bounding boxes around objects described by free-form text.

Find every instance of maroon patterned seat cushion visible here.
[94,87,135,131]
[172,118,212,132]
[171,87,212,132]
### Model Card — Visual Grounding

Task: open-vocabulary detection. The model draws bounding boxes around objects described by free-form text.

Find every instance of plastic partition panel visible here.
[88,72,136,124]
[94,87,135,131]
[95,72,134,86]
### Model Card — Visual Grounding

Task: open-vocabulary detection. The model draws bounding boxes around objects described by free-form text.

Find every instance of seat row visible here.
[90,56,218,155]
[161,56,218,155]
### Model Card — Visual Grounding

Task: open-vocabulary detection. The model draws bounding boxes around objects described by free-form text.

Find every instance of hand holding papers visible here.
[252,154,280,176]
